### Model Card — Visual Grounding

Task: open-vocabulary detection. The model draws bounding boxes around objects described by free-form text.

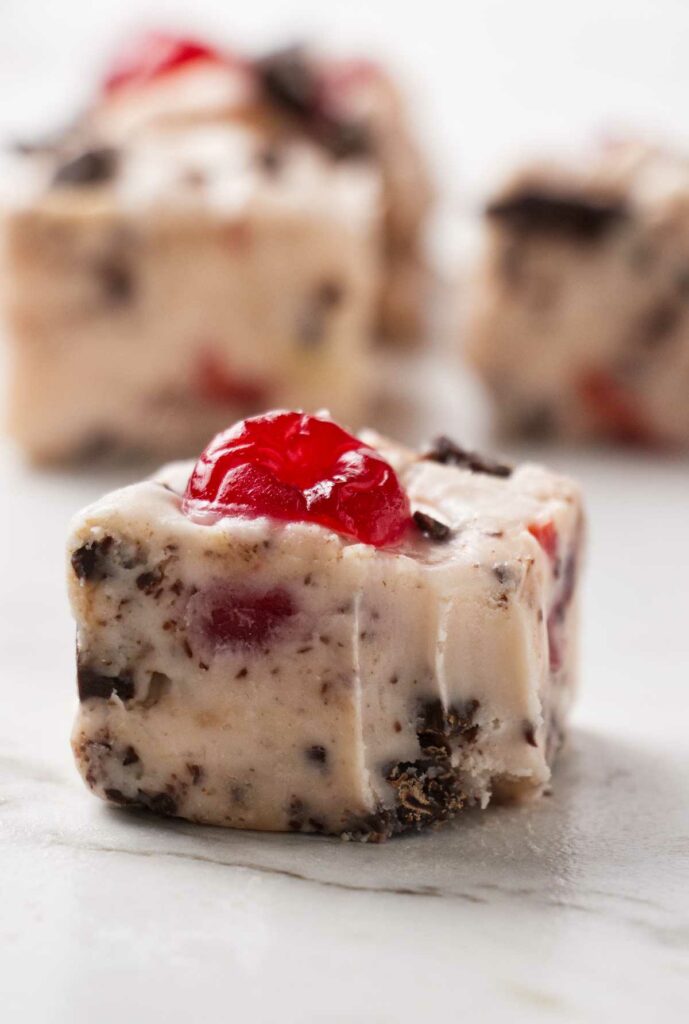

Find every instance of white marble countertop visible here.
[1,347,688,1023]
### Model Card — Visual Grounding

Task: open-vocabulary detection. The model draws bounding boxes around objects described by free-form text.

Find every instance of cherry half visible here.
[183,411,412,547]
[102,32,231,95]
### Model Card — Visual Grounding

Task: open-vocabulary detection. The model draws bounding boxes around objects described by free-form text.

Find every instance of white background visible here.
[1,3,688,1022]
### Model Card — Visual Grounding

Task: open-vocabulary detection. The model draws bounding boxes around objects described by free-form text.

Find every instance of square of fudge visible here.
[3,36,432,463]
[467,142,689,446]
[68,413,584,840]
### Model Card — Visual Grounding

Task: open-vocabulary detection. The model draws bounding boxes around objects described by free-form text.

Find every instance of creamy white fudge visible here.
[467,142,689,446]
[3,39,431,463]
[68,424,584,840]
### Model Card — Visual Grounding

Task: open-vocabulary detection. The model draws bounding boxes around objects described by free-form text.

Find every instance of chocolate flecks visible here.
[413,510,452,542]
[423,435,513,478]
[235,667,248,679]
[97,257,134,305]
[136,568,164,595]
[394,721,402,733]
[71,536,114,581]
[306,745,328,766]
[170,579,184,596]
[122,745,139,767]
[77,667,134,703]
[493,563,511,585]
[524,723,538,747]
[183,639,193,659]
[390,674,399,686]
[307,817,326,833]
[52,147,119,187]
[187,763,203,785]
[486,189,628,242]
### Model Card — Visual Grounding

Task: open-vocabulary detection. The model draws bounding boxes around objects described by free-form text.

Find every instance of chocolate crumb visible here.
[235,667,248,679]
[413,510,452,542]
[104,788,132,805]
[424,436,512,477]
[122,746,139,767]
[306,745,328,765]
[53,147,118,187]
[139,791,177,817]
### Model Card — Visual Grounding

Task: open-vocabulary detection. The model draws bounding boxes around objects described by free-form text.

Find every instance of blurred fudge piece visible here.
[467,141,689,446]
[2,35,432,463]
[68,410,584,839]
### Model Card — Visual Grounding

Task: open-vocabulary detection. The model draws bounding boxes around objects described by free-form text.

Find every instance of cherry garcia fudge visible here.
[68,411,584,839]
[467,142,689,446]
[3,35,431,464]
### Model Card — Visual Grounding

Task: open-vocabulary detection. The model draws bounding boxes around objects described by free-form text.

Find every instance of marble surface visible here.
[1,348,688,1022]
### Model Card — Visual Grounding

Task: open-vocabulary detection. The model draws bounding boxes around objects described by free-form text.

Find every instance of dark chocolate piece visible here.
[524,723,538,747]
[71,536,114,581]
[122,745,140,766]
[423,435,513,478]
[413,510,452,542]
[52,147,118,187]
[306,744,328,765]
[486,189,628,242]
[77,667,134,703]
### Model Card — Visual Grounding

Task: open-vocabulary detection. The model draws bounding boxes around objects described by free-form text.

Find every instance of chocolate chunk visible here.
[257,46,319,117]
[493,563,511,585]
[413,510,452,542]
[486,189,628,242]
[306,744,328,765]
[136,568,164,594]
[423,435,513,478]
[52,147,118,187]
[71,536,114,581]
[138,790,178,817]
[104,788,134,805]
[187,763,203,785]
[97,257,134,304]
[122,745,139,766]
[77,667,134,702]
[524,723,538,747]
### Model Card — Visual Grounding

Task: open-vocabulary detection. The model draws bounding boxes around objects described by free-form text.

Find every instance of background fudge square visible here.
[467,141,689,448]
[68,411,584,839]
[3,34,432,464]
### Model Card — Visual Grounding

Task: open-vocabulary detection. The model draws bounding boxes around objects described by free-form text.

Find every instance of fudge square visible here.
[3,35,431,463]
[467,141,689,446]
[68,412,584,840]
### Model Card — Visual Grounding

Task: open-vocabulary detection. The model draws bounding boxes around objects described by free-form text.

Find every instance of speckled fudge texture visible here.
[68,432,584,840]
[467,142,689,446]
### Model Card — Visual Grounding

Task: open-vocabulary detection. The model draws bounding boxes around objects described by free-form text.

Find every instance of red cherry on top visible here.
[183,411,412,547]
[102,32,230,95]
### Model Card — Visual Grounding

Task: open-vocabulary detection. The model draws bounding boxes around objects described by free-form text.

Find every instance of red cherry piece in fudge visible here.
[577,369,657,445]
[187,586,296,653]
[528,520,558,561]
[103,32,229,94]
[183,411,412,546]
[193,350,268,406]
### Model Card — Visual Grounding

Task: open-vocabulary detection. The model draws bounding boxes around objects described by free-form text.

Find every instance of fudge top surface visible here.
[69,431,581,573]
